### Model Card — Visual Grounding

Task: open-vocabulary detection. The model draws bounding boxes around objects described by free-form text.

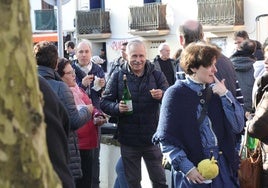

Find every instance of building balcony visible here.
[128,3,169,37]
[197,0,244,33]
[76,9,111,40]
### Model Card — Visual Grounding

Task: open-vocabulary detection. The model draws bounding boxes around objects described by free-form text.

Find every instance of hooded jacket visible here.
[230,55,255,112]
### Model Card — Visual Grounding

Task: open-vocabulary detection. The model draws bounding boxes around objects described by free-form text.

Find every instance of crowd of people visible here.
[34,19,268,188]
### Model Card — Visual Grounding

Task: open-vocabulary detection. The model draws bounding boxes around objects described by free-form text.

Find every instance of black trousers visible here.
[75,149,95,188]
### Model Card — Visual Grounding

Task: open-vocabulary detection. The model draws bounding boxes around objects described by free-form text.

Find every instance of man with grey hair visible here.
[72,39,106,188]
[153,42,177,86]
[101,39,169,188]
[72,39,106,109]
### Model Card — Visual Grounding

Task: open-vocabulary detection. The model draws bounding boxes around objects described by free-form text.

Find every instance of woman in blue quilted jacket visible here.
[34,41,93,180]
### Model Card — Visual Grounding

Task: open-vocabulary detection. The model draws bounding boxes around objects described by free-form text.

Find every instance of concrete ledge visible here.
[101,134,120,146]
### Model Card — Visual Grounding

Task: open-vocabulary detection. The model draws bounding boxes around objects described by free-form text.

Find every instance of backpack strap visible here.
[152,70,162,88]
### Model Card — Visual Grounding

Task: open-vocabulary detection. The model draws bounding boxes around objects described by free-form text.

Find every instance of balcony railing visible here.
[197,0,244,26]
[76,9,111,35]
[128,3,169,31]
[34,9,57,31]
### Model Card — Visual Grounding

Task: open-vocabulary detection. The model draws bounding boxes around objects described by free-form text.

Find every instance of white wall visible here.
[30,0,268,59]
[244,0,268,43]
[61,0,76,32]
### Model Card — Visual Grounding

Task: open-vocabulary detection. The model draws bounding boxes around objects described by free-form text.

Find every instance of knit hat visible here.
[91,56,104,65]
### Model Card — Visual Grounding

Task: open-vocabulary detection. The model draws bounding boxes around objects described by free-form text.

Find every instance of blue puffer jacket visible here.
[100,61,169,147]
[38,65,91,179]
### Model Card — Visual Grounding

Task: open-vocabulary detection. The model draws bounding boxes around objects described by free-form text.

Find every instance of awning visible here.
[32,33,58,43]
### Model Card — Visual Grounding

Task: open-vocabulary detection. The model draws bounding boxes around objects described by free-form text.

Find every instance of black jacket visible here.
[100,61,169,146]
[38,76,75,188]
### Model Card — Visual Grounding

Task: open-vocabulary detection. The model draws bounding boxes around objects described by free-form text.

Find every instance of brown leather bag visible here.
[238,130,262,188]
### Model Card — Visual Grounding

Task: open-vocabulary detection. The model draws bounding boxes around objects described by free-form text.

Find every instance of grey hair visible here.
[158,42,169,54]
[126,39,146,55]
[77,39,92,50]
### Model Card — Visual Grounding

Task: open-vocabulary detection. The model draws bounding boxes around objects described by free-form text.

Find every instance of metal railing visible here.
[197,0,244,25]
[129,3,169,31]
[76,9,111,34]
[34,9,57,30]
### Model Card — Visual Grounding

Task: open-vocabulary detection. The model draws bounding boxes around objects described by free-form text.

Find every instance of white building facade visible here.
[30,0,268,63]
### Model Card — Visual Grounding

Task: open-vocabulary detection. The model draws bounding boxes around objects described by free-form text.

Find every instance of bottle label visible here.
[125,100,133,112]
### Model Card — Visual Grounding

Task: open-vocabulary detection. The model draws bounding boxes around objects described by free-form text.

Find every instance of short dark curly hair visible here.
[57,58,71,77]
[180,42,220,75]
[65,41,75,49]
[33,41,58,69]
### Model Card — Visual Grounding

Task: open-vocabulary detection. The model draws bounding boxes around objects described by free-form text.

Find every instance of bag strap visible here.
[239,124,249,157]
[239,122,261,158]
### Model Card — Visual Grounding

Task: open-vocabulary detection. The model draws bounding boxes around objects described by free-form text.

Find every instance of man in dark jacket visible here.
[72,39,106,110]
[153,42,177,86]
[71,39,105,187]
[233,30,264,61]
[107,42,128,81]
[38,75,74,188]
[100,39,169,188]
[230,39,256,114]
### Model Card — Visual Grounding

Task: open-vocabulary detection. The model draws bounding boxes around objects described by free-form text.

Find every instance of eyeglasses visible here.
[64,69,76,76]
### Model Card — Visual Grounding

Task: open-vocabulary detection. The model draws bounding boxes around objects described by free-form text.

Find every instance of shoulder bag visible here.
[238,125,262,188]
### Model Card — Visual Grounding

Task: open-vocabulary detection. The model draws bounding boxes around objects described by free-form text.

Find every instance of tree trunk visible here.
[0,1,61,187]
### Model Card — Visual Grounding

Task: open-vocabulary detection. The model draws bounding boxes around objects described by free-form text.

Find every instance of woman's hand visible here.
[186,168,205,184]
[86,104,94,114]
[94,115,107,126]
[93,109,107,126]
[212,75,227,96]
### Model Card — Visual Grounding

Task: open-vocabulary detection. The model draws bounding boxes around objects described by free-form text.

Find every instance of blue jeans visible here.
[113,157,129,188]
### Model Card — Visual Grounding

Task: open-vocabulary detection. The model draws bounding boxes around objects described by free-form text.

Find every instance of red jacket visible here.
[70,85,98,150]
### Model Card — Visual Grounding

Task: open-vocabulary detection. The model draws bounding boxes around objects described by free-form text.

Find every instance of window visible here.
[90,0,104,9]
[144,0,161,4]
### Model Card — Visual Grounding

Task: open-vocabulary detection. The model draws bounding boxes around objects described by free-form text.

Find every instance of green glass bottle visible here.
[122,74,133,115]
[247,136,257,150]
